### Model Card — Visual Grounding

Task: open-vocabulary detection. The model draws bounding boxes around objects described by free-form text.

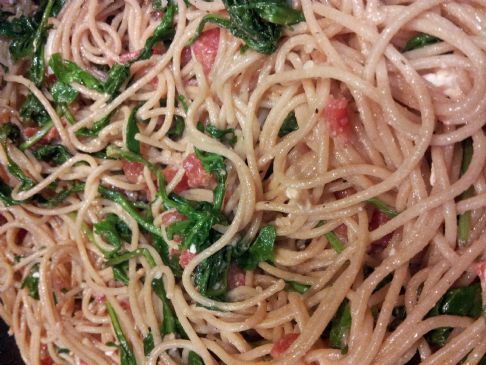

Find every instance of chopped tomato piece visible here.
[163,166,190,193]
[182,153,214,189]
[476,262,486,282]
[40,345,53,365]
[162,211,187,226]
[191,28,220,75]
[24,126,59,144]
[179,249,196,268]
[122,161,145,184]
[270,333,299,358]
[119,50,141,64]
[368,210,393,252]
[334,187,356,200]
[323,96,351,141]
[228,263,245,290]
[169,248,179,258]
[181,46,192,67]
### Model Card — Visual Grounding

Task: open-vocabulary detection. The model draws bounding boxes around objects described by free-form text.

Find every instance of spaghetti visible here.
[0,0,485,364]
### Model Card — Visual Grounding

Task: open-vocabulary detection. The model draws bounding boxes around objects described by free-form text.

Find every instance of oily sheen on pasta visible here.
[0,0,485,364]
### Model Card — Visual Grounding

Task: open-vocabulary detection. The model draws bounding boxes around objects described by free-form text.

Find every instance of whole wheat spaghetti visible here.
[0,1,485,364]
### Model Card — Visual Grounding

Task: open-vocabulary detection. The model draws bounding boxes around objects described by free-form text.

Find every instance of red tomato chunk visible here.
[191,28,220,75]
[122,161,145,184]
[323,96,351,141]
[228,263,245,290]
[179,249,196,268]
[271,333,299,358]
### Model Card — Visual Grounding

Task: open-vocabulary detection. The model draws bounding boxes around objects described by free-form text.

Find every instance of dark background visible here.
[0,320,24,365]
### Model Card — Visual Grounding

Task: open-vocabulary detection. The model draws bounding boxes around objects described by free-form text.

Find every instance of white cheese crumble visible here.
[423,69,463,99]
[189,244,197,254]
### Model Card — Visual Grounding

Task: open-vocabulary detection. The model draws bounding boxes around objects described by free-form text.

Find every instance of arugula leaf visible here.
[286,281,310,294]
[238,225,276,270]
[168,116,185,140]
[152,278,178,334]
[0,123,21,145]
[197,122,237,146]
[51,81,79,104]
[21,264,40,300]
[324,231,345,254]
[427,283,482,347]
[458,138,474,246]
[126,107,141,155]
[194,148,226,210]
[20,93,51,126]
[278,111,298,137]
[136,0,176,61]
[29,0,61,86]
[32,144,71,165]
[0,14,39,61]
[403,33,440,52]
[6,153,35,191]
[106,248,156,267]
[329,299,351,352]
[40,183,84,208]
[103,63,131,96]
[188,351,205,365]
[194,246,232,298]
[367,197,399,218]
[151,0,163,11]
[19,121,54,151]
[143,332,154,356]
[49,53,104,91]
[189,0,304,54]
[0,180,23,207]
[106,302,137,365]
[76,113,112,137]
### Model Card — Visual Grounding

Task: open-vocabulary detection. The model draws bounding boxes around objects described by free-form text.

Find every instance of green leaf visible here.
[197,122,237,146]
[103,63,131,96]
[194,246,232,298]
[427,283,482,347]
[152,0,163,11]
[188,351,204,365]
[6,153,35,191]
[19,121,54,151]
[51,81,79,104]
[21,264,40,300]
[106,248,156,268]
[126,107,141,155]
[152,278,178,335]
[329,299,351,351]
[106,302,137,365]
[136,0,176,61]
[278,111,298,137]
[324,231,345,253]
[48,53,104,92]
[190,0,302,55]
[0,15,38,61]
[32,144,72,165]
[238,225,276,270]
[20,93,51,126]
[168,116,185,140]
[143,332,154,356]
[76,113,112,137]
[40,183,84,208]
[0,123,21,145]
[194,148,227,210]
[249,1,305,26]
[0,180,23,207]
[403,33,440,52]
[367,197,399,218]
[458,138,474,246]
[286,281,310,294]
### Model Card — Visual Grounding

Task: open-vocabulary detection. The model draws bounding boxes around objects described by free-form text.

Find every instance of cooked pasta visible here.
[0,0,485,364]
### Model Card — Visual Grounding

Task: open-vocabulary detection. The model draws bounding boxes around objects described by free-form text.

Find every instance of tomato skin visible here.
[179,249,196,268]
[191,28,220,75]
[163,166,190,193]
[368,210,393,252]
[323,96,351,141]
[228,263,245,290]
[119,50,141,64]
[270,333,299,358]
[40,345,53,365]
[182,153,214,189]
[162,211,187,226]
[24,126,59,144]
[122,161,145,184]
